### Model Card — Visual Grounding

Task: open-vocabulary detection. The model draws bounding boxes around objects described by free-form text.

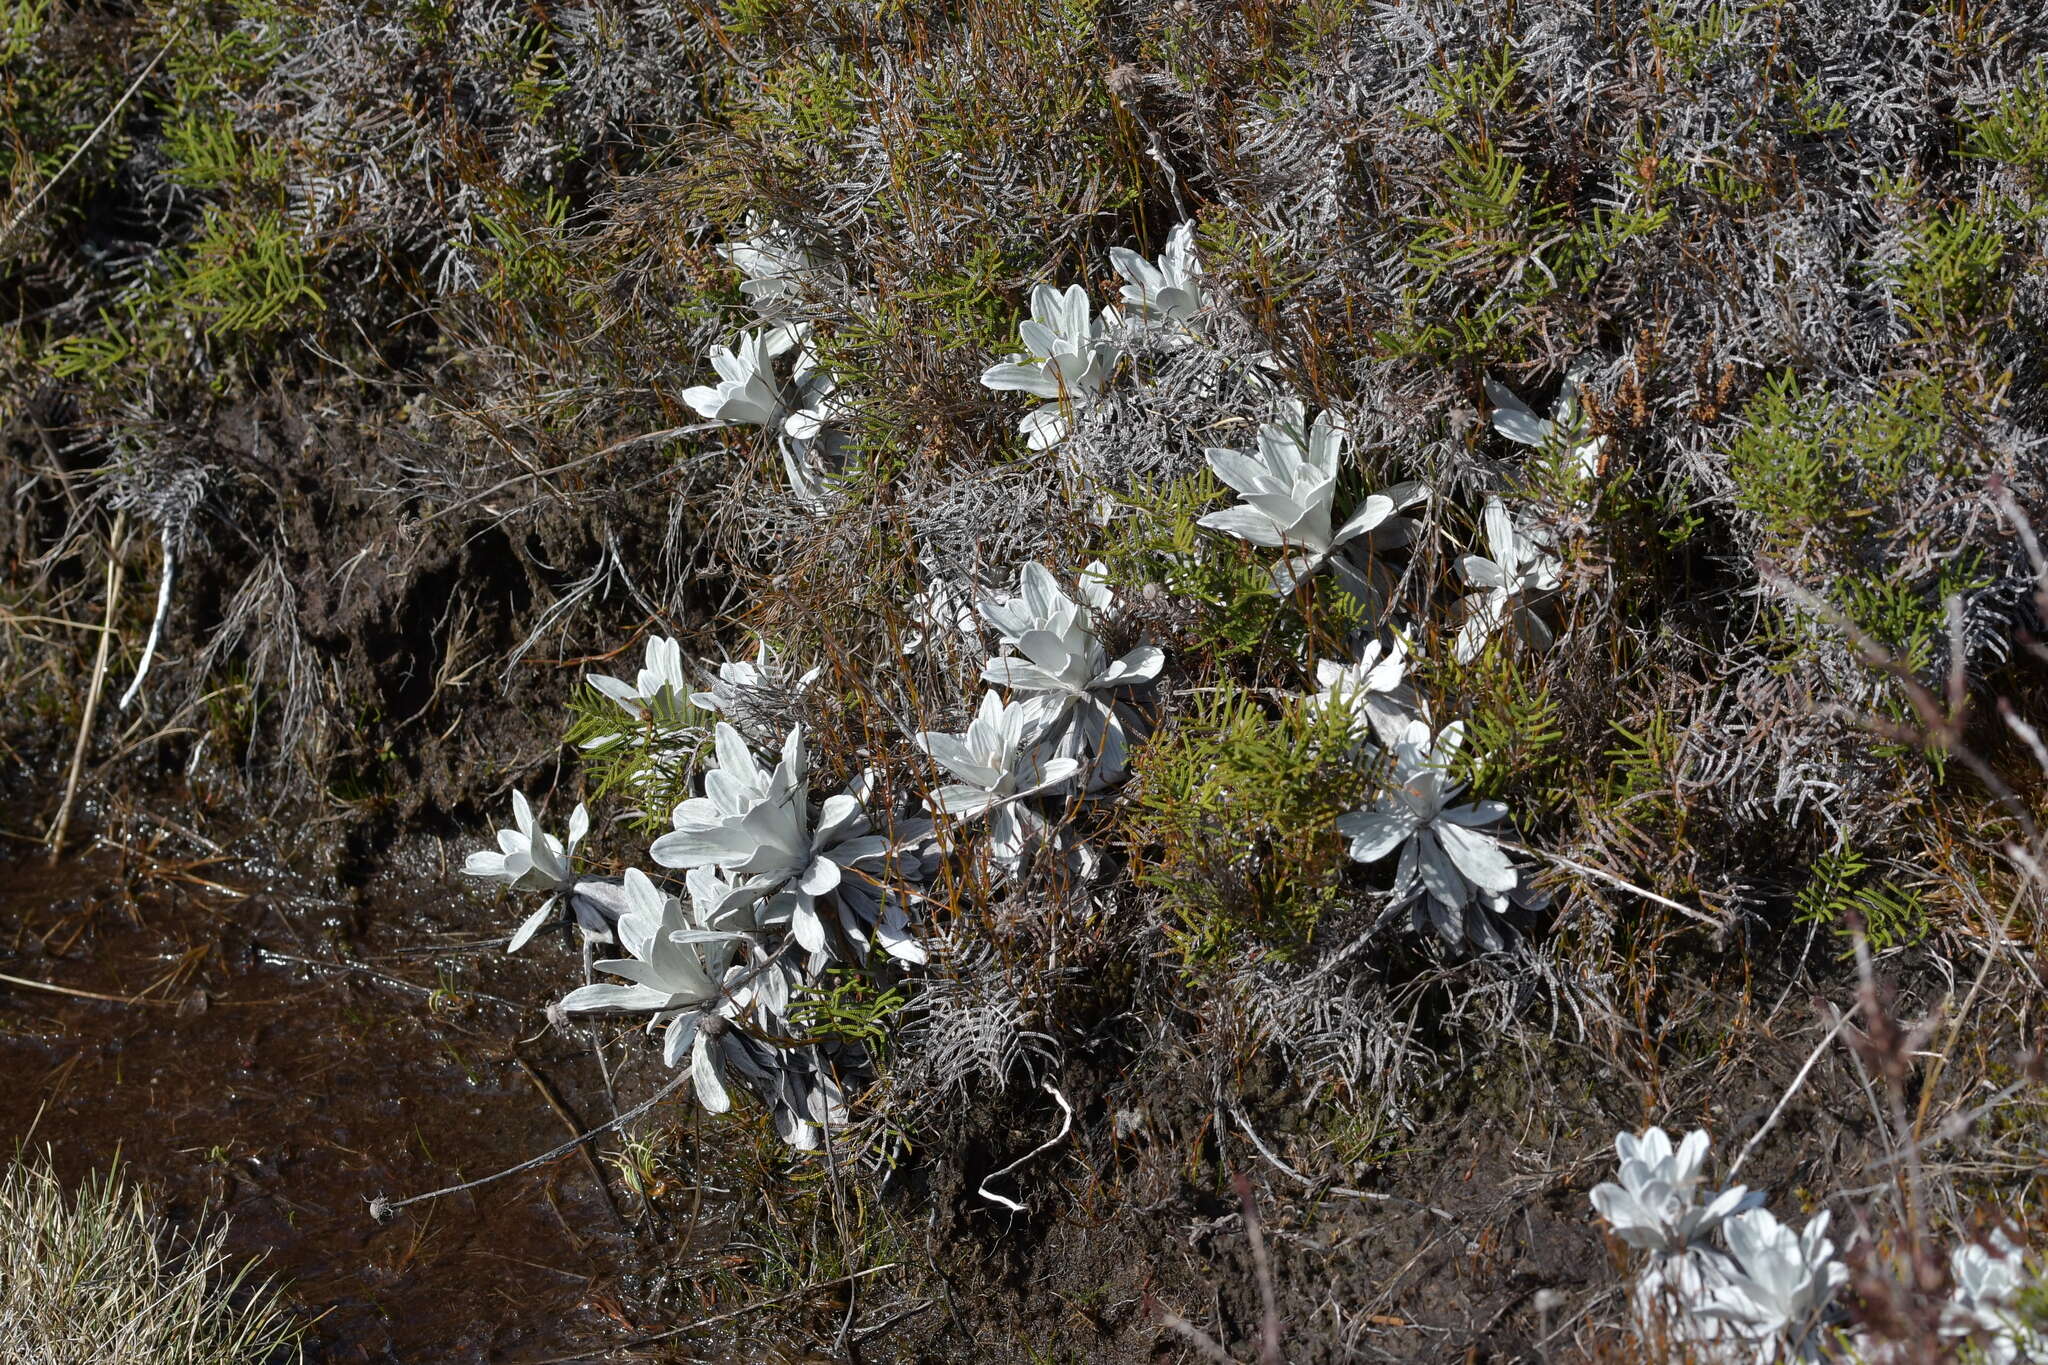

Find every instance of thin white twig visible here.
[0,43,173,249]
[119,535,175,710]
[1728,1005,1856,1180]
[976,1081,1073,1213]
[370,1070,688,1220]
[1503,842,1721,928]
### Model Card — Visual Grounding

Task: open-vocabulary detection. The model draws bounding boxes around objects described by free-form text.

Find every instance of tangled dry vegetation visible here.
[6,0,2048,1357]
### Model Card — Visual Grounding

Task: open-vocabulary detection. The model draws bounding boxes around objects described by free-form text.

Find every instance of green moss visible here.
[1643,0,1751,82]
[1962,60,2048,190]
[1102,468,1371,671]
[1452,651,1567,823]
[1127,682,1373,964]
[788,969,908,1059]
[735,51,865,143]
[1600,709,1687,845]
[1793,842,1929,953]
[0,0,133,204]
[169,205,326,337]
[474,186,574,303]
[1726,372,1998,744]
[1886,204,2012,342]
[1282,0,1368,58]
[159,110,287,193]
[1404,46,1526,134]
[1724,372,1972,568]
[1403,137,1555,289]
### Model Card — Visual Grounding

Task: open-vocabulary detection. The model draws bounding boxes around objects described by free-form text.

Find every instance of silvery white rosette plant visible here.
[465,792,636,952]
[1307,634,1420,751]
[1109,221,1205,329]
[1592,1126,1849,1363]
[777,347,854,510]
[649,722,932,969]
[979,283,1121,450]
[1455,495,1564,664]
[1591,1127,1761,1255]
[1942,1230,2045,1364]
[1198,400,1428,604]
[976,560,1163,788]
[914,689,1082,877]
[690,636,823,745]
[557,867,756,1109]
[587,636,695,727]
[1705,1208,1850,1360]
[718,216,844,314]
[901,571,986,660]
[1335,717,1528,953]
[694,218,860,506]
[1486,375,1607,483]
[683,326,802,428]
[581,634,824,806]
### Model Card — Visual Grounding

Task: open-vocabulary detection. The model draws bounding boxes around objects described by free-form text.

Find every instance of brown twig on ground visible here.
[523,1262,901,1363]
[514,1053,630,1231]
[1234,1172,1284,1365]
[0,970,178,1008]
[48,512,128,863]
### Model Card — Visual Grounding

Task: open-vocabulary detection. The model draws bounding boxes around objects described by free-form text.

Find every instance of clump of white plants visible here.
[477,228,1663,1158]
[682,327,800,428]
[976,560,1161,787]
[718,216,838,313]
[915,690,1079,876]
[901,569,984,660]
[474,717,928,1147]
[690,636,822,744]
[1307,634,1418,750]
[588,635,696,727]
[688,219,858,507]
[1591,1127,1762,1254]
[1592,1126,1850,1362]
[651,722,931,968]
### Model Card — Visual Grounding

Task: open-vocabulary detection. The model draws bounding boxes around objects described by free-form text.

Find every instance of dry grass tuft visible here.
[0,1151,300,1365]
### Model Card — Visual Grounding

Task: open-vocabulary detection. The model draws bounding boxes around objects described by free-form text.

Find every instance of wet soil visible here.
[0,837,709,1364]
[888,1049,1624,1363]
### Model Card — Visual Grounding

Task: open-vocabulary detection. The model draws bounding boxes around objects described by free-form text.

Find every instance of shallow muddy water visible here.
[0,840,715,1363]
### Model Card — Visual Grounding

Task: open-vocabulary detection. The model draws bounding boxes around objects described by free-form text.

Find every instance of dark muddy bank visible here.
[0,833,735,1363]
[0,797,1880,1365]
